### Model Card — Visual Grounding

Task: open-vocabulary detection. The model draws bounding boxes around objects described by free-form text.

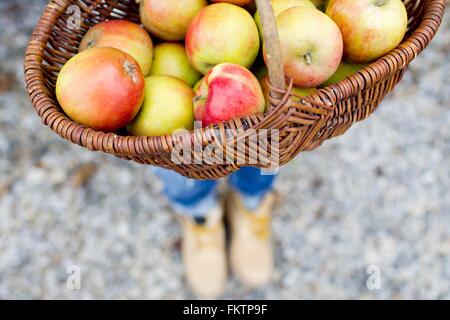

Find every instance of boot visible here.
[180,206,227,298]
[227,191,277,288]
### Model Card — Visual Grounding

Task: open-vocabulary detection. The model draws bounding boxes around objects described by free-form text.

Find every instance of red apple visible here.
[269,7,343,88]
[138,0,207,41]
[194,63,265,126]
[186,3,260,74]
[326,0,408,63]
[56,47,145,132]
[79,20,154,76]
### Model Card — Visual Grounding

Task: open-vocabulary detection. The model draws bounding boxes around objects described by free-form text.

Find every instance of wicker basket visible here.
[24,0,445,179]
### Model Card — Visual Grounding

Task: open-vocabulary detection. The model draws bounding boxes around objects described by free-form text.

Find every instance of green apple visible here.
[260,76,317,111]
[128,75,195,136]
[326,0,408,63]
[185,3,260,74]
[150,43,201,87]
[321,61,367,87]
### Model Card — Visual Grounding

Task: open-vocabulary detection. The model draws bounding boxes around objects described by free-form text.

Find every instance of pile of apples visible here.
[56,0,408,135]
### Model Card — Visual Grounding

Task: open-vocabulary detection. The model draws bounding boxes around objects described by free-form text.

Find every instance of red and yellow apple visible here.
[193,63,265,126]
[326,0,408,63]
[128,76,195,136]
[260,76,317,110]
[79,20,153,76]
[186,3,260,74]
[138,0,207,41]
[254,0,316,36]
[150,43,202,87]
[321,61,367,87]
[211,0,254,6]
[56,47,145,132]
[270,7,343,88]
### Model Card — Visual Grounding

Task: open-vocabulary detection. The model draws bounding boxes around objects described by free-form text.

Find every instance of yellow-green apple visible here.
[211,0,254,6]
[79,20,153,76]
[326,0,408,63]
[270,7,343,88]
[321,61,367,87]
[193,63,265,126]
[260,76,317,111]
[150,43,201,87]
[138,0,207,41]
[128,76,195,136]
[56,48,144,132]
[186,3,260,74]
[254,0,316,37]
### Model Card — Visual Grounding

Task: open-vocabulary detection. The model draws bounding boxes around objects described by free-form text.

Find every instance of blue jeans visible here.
[154,167,277,217]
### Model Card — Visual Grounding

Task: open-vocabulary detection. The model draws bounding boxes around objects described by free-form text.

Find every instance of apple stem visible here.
[193,95,206,104]
[304,53,312,66]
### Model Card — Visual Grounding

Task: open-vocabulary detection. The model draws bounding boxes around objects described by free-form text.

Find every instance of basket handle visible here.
[255,0,286,92]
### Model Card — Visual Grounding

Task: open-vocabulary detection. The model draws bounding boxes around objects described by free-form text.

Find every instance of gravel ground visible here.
[0,1,449,300]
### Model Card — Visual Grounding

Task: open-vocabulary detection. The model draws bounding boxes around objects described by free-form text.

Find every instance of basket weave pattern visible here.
[24,0,445,179]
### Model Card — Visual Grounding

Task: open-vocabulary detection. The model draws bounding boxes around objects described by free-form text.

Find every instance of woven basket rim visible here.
[24,0,446,159]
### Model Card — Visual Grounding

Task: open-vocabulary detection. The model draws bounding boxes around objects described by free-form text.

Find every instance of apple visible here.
[186,3,260,74]
[56,48,144,132]
[138,0,207,41]
[260,76,317,111]
[193,63,265,126]
[269,7,343,88]
[211,0,254,6]
[321,61,367,87]
[79,20,154,76]
[193,77,205,91]
[254,0,316,37]
[150,43,201,87]
[326,0,408,63]
[128,76,195,136]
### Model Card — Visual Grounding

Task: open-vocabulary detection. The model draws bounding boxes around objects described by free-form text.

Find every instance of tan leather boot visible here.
[180,206,227,299]
[227,191,277,288]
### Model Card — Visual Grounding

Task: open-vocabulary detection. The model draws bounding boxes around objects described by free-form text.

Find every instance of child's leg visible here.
[154,168,219,219]
[227,167,278,288]
[228,166,277,210]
